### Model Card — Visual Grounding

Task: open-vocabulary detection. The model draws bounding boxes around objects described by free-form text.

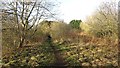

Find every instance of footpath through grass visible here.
[2,38,119,67]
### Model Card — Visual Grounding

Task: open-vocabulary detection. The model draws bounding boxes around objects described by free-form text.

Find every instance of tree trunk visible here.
[18,37,25,48]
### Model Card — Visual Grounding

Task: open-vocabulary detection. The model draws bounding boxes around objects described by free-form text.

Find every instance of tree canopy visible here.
[69,20,82,29]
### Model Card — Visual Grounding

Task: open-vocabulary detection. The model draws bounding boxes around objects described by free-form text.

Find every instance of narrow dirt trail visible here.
[46,35,67,66]
[51,45,67,66]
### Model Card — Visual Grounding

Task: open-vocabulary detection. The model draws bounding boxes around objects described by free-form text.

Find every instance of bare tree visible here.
[85,1,118,39]
[1,0,57,48]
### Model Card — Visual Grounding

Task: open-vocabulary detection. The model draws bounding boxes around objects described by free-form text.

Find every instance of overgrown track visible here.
[50,44,67,66]
[46,35,67,66]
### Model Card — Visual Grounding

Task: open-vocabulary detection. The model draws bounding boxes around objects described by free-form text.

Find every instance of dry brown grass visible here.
[77,32,118,46]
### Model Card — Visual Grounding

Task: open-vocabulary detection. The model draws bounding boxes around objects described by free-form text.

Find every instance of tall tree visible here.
[1,0,57,48]
[69,20,82,29]
[85,1,118,38]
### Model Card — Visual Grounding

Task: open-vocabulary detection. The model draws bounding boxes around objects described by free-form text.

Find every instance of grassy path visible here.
[46,35,67,66]
[51,44,67,66]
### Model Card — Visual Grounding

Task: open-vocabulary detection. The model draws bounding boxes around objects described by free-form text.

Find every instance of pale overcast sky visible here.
[57,0,118,23]
[0,0,119,23]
